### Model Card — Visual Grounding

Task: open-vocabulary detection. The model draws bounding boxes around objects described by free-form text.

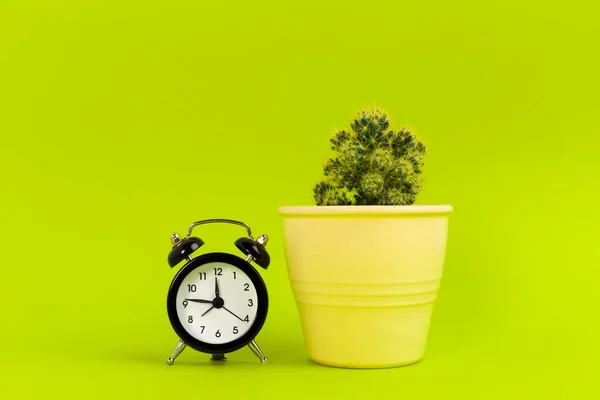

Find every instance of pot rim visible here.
[278,204,453,216]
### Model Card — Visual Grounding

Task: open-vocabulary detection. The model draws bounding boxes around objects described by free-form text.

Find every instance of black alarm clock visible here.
[164,219,270,365]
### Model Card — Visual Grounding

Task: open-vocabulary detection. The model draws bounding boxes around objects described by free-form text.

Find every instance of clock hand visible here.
[214,277,220,298]
[222,306,244,322]
[201,306,215,317]
[184,299,213,304]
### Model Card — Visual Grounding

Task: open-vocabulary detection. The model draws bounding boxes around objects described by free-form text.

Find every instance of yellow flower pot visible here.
[278,205,453,368]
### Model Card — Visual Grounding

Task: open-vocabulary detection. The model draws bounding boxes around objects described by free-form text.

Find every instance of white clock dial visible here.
[175,261,259,344]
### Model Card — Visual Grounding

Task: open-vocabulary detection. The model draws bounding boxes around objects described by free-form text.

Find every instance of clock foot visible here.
[166,340,187,365]
[248,340,267,363]
[211,353,226,361]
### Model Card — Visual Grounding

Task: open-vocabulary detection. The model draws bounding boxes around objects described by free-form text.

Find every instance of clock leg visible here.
[166,340,187,365]
[247,340,268,363]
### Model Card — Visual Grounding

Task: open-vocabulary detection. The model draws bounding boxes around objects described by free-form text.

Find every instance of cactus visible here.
[313,108,426,206]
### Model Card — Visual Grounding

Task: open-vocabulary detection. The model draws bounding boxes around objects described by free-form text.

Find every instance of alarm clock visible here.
[164,218,270,365]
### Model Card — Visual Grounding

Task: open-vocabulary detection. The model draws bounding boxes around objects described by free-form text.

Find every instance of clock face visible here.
[167,252,268,354]
[174,261,259,344]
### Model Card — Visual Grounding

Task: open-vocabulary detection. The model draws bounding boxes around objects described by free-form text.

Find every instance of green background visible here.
[1,0,598,398]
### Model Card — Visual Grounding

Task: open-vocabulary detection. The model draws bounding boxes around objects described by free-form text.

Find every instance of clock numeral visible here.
[233,271,237,279]
[199,272,207,280]
[200,326,205,333]
[188,315,193,323]
[182,300,188,308]
[244,283,250,291]
[187,284,197,292]
[248,299,253,307]
[233,326,239,334]
[215,330,221,338]
[243,315,249,322]
[214,268,222,276]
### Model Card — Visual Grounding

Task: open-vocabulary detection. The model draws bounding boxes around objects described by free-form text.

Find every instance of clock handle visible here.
[184,219,254,239]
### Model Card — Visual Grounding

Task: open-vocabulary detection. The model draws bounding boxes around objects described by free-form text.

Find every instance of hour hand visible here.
[185,298,213,304]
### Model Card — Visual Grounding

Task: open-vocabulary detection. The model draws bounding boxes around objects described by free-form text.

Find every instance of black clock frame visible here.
[166,252,269,355]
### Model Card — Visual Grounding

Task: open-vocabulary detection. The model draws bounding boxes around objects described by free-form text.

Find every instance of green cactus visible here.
[313,108,426,206]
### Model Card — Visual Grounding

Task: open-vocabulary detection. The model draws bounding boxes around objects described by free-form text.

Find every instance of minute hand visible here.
[222,306,245,322]
[185,299,213,304]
